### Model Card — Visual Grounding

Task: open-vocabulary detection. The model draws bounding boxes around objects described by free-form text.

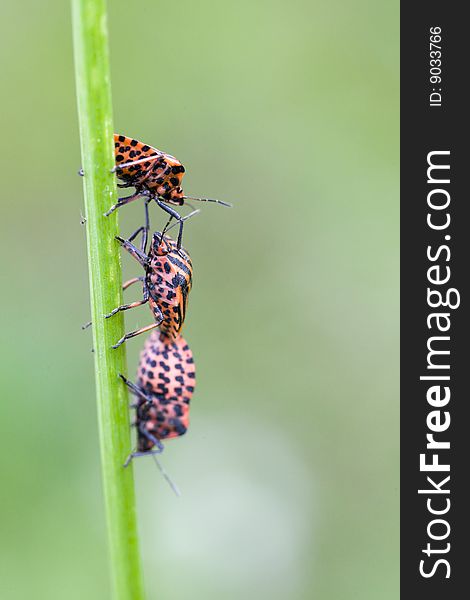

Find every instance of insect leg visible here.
[82,277,144,329]
[112,322,160,349]
[156,200,185,249]
[127,201,151,253]
[165,209,200,233]
[104,192,143,217]
[139,425,165,450]
[159,215,174,244]
[127,227,146,244]
[123,447,164,468]
[115,236,148,267]
[150,303,164,325]
[141,200,151,253]
[122,276,144,291]
[104,284,149,319]
[159,208,200,249]
[119,374,154,405]
[123,425,164,467]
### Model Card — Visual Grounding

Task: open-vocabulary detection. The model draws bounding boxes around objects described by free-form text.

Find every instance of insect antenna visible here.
[157,208,201,247]
[164,209,201,234]
[152,454,181,497]
[183,196,232,208]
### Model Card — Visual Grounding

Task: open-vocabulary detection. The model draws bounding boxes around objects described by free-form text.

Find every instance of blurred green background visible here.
[0,1,398,598]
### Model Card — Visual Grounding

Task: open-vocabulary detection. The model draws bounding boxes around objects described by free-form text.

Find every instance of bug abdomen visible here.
[135,332,196,452]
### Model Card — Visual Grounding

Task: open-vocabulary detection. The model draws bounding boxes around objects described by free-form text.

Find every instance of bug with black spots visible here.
[107,230,193,349]
[121,331,196,465]
[105,134,231,248]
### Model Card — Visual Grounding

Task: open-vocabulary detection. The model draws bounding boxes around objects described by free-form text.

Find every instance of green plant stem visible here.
[72,1,145,599]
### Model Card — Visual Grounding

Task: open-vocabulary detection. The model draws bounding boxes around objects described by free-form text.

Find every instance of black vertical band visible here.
[401,4,469,597]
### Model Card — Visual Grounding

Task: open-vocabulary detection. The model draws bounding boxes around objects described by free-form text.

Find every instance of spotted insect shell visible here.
[114,134,186,204]
[136,332,196,451]
[145,233,193,342]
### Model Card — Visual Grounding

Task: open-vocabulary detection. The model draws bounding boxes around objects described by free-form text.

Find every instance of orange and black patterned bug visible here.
[107,230,193,348]
[105,134,231,248]
[121,331,196,465]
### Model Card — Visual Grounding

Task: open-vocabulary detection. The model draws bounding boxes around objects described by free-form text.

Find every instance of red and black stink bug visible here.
[121,331,196,465]
[105,134,231,248]
[107,231,193,348]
